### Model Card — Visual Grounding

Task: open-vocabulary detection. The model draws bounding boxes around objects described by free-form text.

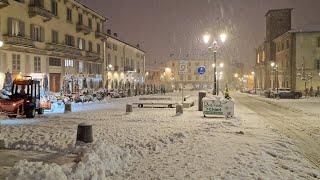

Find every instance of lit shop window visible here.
[65,59,74,67]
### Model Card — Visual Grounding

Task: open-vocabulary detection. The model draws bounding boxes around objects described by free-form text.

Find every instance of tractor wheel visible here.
[26,108,36,118]
[38,108,44,115]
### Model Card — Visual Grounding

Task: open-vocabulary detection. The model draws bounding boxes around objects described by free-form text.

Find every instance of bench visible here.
[139,97,172,101]
[133,102,176,108]
[183,95,191,101]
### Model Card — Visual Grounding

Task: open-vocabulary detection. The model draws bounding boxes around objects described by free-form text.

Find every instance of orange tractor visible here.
[0,76,44,118]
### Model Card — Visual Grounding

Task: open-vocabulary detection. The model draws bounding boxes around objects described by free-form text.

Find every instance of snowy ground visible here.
[249,94,320,117]
[0,92,319,179]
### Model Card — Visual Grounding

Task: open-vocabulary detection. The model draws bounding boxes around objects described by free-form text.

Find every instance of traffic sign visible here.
[198,66,206,75]
[179,60,188,75]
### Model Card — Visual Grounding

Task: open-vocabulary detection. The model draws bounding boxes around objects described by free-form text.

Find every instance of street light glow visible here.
[219,62,224,68]
[108,64,113,69]
[220,33,227,43]
[212,63,216,68]
[0,40,4,48]
[271,62,275,67]
[203,33,211,44]
[251,71,255,75]
[234,73,239,78]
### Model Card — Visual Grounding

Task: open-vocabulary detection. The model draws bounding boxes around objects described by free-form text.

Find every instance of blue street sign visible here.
[198,66,206,75]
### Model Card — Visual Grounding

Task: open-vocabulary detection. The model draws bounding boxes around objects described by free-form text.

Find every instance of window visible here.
[8,18,25,36]
[97,44,100,54]
[64,59,74,67]
[12,54,21,72]
[52,30,58,43]
[31,25,44,42]
[78,38,85,50]
[286,40,290,49]
[97,23,101,32]
[121,57,124,67]
[131,59,134,68]
[257,53,260,63]
[114,55,118,66]
[78,61,84,73]
[107,43,112,49]
[281,42,284,50]
[317,37,320,48]
[65,35,74,46]
[78,13,83,24]
[51,0,58,16]
[30,0,44,7]
[88,18,92,29]
[88,41,92,52]
[315,59,320,70]
[34,56,41,73]
[49,58,61,66]
[113,44,117,51]
[107,54,111,65]
[66,8,72,22]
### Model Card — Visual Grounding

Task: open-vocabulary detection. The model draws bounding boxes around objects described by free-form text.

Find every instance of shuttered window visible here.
[65,35,75,46]
[12,54,21,72]
[7,18,25,37]
[34,56,41,73]
[31,24,44,42]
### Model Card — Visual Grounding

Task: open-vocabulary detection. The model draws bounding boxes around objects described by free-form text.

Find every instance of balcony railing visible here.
[0,0,9,9]
[29,6,54,21]
[46,43,82,57]
[124,66,134,72]
[85,51,101,62]
[95,30,106,40]
[76,23,91,35]
[3,35,34,47]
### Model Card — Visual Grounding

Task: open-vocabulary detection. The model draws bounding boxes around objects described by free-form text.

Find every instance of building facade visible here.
[273,29,320,91]
[255,9,292,90]
[104,31,146,91]
[166,59,217,90]
[0,0,106,93]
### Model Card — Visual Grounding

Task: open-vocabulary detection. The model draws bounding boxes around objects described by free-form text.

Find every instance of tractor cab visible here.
[11,76,43,117]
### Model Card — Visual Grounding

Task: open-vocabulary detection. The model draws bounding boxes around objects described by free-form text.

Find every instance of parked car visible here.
[272,88,302,99]
[110,91,120,98]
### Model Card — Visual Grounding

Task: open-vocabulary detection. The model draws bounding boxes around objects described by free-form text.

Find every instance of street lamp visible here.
[251,71,256,94]
[271,62,278,93]
[202,32,227,95]
[106,64,113,90]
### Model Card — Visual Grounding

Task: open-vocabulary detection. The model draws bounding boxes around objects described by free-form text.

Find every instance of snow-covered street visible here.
[0,92,319,179]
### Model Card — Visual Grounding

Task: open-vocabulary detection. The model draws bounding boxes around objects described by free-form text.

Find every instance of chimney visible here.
[107,29,111,35]
[113,33,118,37]
[136,44,140,48]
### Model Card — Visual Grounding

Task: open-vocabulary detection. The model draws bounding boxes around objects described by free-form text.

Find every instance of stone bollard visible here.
[76,123,93,143]
[126,104,133,113]
[198,91,206,111]
[176,104,183,115]
[65,103,72,113]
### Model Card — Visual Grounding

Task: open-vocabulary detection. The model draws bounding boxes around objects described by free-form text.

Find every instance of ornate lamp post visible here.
[202,32,227,95]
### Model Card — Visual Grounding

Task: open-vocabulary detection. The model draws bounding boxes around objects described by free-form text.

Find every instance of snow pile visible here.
[7,160,68,180]
[68,140,133,179]
[7,140,136,179]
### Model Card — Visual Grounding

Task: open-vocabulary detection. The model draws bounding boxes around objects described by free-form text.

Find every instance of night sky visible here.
[81,0,320,69]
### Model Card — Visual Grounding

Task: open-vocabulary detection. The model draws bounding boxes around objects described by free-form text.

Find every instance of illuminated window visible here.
[34,56,41,73]
[65,59,74,67]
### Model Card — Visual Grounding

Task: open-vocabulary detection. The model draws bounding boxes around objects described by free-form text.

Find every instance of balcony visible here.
[29,5,54,22]
[86,51,101,61]
[95,30,107,40]
[3,35,34,47]
[0,0,9,9]
[76,23,91,35]
[124,66,134,72]
[46,43,82,57]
